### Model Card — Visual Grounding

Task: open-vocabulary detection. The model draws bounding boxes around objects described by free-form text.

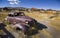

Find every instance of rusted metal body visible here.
[5,12,36,34]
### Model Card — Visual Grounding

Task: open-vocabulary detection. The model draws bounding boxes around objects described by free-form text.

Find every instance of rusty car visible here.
[5,12,36,34]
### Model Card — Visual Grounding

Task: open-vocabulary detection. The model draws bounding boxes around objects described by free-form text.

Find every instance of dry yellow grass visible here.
[49,17,60,30]
[25,12,60,38]
[0,11,60,38]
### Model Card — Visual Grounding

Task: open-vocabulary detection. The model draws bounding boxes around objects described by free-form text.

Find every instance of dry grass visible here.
[49,17,60,30]
[0,11,60,38]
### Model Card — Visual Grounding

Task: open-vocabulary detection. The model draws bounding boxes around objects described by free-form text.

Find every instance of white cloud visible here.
[10,2,15,4]
[8,0,13,1]
[15,2,18,4]
[7,0,21,5]
[8,0,17,1]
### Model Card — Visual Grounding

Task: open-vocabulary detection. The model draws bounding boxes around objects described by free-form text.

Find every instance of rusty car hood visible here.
[15,16,33,21]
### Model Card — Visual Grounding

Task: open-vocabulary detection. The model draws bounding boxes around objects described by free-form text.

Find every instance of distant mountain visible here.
[0,7,60,11]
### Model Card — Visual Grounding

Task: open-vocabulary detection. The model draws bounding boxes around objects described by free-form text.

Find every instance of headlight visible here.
[25,21,28,24]
[5,18,7,20]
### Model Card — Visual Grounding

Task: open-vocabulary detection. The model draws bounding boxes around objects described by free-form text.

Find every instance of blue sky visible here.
[0,0,60,10]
